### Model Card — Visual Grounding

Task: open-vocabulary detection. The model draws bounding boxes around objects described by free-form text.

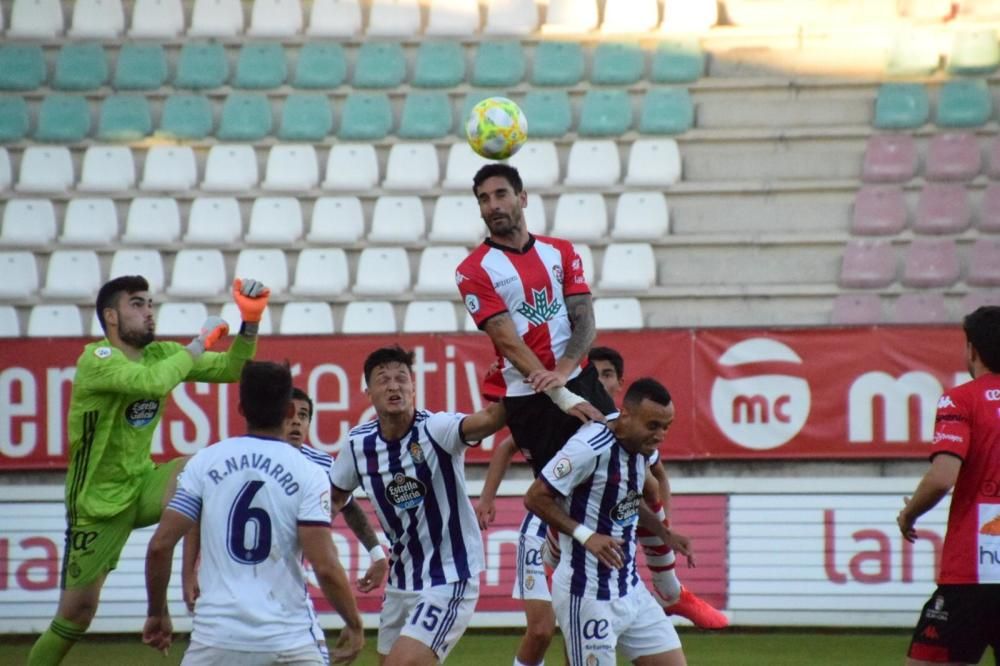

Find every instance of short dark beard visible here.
[119,327,154,349]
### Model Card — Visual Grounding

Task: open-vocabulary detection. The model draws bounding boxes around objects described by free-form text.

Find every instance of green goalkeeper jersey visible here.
[65,334,257,524]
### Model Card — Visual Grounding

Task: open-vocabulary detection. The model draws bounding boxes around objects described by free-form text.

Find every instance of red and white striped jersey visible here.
[456,235,590,399]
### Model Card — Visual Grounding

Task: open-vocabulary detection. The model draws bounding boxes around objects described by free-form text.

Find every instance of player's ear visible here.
[103,307,117,328]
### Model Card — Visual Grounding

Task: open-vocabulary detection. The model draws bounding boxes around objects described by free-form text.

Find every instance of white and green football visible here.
[465,96,528,160]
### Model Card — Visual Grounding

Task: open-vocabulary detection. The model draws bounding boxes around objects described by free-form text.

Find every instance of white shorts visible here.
[551,584,681,666]
[512,511,551,602]
[378,578,480,662]
[181,640,324,666]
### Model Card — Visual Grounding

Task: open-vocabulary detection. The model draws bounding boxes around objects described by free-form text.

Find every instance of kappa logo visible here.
[986,389,1000,402]
[516,288,562,326]
[937,395,956,409]
[455,271,467,285]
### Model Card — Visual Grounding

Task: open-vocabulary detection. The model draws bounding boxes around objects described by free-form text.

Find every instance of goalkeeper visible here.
[28,274,270,665]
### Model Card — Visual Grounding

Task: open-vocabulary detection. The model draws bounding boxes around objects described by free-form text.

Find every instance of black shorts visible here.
[503,364,617,477]
[908,584,1000,664]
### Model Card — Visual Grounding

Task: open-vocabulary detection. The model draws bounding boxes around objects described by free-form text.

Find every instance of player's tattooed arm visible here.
[483,312,548,377]
[340,499,380,551]
[560,293,596,373]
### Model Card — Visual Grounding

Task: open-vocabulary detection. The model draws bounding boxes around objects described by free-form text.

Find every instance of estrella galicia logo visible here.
[516,288,562,326]
[582,619,609,640]
[125,399,159,427]
[386,473,426,510]
[609,489,640,527]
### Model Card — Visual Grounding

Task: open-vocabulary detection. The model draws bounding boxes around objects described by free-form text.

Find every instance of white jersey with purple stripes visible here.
[328,410,484,591]
[540,416,649,600]
[169,435,332,652]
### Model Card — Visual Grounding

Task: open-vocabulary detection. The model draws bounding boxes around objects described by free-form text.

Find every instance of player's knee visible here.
[524,616,556,644]
[59,601,97,628]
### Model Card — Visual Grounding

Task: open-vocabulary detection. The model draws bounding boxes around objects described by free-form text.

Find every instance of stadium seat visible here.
[902,238,960,288]
[552,194,608,242]
[443,143,492,189]
[341,301,396,334]
[0,252,39,298]
[109,249,164,292]
[17,147,74,192]
[246,197,304,244]
[650,40,704,83]
[384,144,440,191]
[592,43,644,85]
[61,199,117,245]
[159,94,214,140]
[221,302,274,334]
[565,140,620,186]
[886,28,941,76]
[861,134,918,183]
[234,43,287,89]
[280,302,335,335]
[414,246,467,295]
[532,42,584,86]
[948,29,1000,75]
[53,44,108,91]
[141,146,198,191]
[368,0,421,36]
[639,88,694,135]
[263,144,319,191]
[306,0,361,36]
[967,237,1000,286]
[369,196,425,243]
[524,193,547,234]
[1,199,57,247]
[873,84,929,130]
[484,0,538,35]
[323,144,379,190]
[851,186,907,236]
[42,250,102,298]
[168,250,227,296]
[354,43,406,89]
[175,43,229,90]
[399,92,453,139]
[413,42,466,88]
[130,0,185,37]
[291,248,349,297]
[430,196,483,243]
[69,0,124,37]
[625,139,681,187]
[9,0,63,37]
[235,249,289,295]
[892,293,949,324]
[519,91,572,138]
[185,198,242,245]
[426,0,480,36]
[28,305,83,337]
[472,41,526,86]
[612,192,669,240]
[122,198,181,245]
[989,137,1000,179]
[79,146,136,191]
[0,97,29,142]
[155,303,209,336]
[982,182,1000,233]
[354,247,411,295]
[36,95,91,143]
[308,197,365,243]
[542,0,598,33]
[293,43,347,89]
[0,45,46,90]
[0,148,9,189]
[403,301,459,333]
[202,145,259,191]
[338,94,393,140]
[839,240,897,288]
[98,95,152,141]
[830,294,883,325]
[0,307,19,337]
[936,79,993,128]
[926,133,982,181]
[963,291,1000,311]
[189,0,243,36]
[601,0,658,33]
[218,93,273,141]
[114,44,167,91]
[249,0,303,36]
[914,183,971,234]
[593,298,643,330]
[509,142,562,189]
[578,90,632,137]
[660,0,717,32]
[597,243,655,291]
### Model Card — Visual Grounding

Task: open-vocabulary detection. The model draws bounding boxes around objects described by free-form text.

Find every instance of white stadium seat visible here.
[353,247,410,296]
[601,0,658,33]
[369,196,425,244]
[42,250,102,299]
[594,297,644,329]
[263,145,319,191]
[367,0,421,36]
[509,142,560,188]
[323,145,379,190]
[189,0,243,36]
[661,0,717,32]
[307,0,362,36]
[597,243,656,291]
[185,198,242,245]
[9,0,64,37]
[0,252,39,299]
[141,147,198,191]
[0,306,19,337]
[426,0,480,36]
[484,0,538,35]
[564,141,620,187]
[341,301,396,334]
[552,193,608,242]
[625,139,682,187]
[414,246,467,295]
[168,250,227,297]
[79,146,136,192]
[280,301,335,335]
[612,192,669,240]
[291,248,349,297]
[384,144,440,191]
[130,0,185,37]
[60,199,119,246]
[122,198,181,245]
[404,301,458,332]
[0,148,11,190]
[156,303,208,336]
[1,199,57,247]
[443,143,491,190]
[28,305,82,337]
[308,197,365,244]
[110,250,165,293]
[249,0,303,36]
[543,0,598,33]
[222,301,274,334]
[17,147,74,193]
[70,0,125,37]
[430,196,484,244]
[525,193,546,235]
[245,197,304,245]
[203,145,258,192]
[235,249,289,295]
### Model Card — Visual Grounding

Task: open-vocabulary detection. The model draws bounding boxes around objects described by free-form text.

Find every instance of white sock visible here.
[514,660,543,666]
[638,505,682,605]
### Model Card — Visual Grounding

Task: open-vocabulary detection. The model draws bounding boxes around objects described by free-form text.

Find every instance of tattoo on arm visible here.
[563,294,596,364]
[340,500,380,551]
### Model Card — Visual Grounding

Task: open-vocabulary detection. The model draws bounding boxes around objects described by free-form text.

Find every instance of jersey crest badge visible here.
[516,288,562,326]
[409,440,425,464]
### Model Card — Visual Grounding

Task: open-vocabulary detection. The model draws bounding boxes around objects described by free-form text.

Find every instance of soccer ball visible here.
[465,97,528,160]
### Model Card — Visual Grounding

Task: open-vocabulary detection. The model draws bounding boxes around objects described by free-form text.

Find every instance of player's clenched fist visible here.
[186,316,229,358]
[232,278,270,323]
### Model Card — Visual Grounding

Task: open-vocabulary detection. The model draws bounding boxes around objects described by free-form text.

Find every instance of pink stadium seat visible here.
[987,136,1000,179]
[830,293,883,325]
[893,293,949,324]
[962,292,1000,312]
[913,183,971,234]
[851,185,907,235]
[839,240,897,288]
[967,237,1000,286]
[902,238,960,287]
[861,134,918,183]
[925,133,982,181]
[980,181,1000,232]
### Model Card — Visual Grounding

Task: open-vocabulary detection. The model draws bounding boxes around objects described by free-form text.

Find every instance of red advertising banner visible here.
[0,326,967,470]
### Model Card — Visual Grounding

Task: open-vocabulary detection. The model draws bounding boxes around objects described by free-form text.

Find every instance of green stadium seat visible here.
[521,91,572,138]
[592,43,644,85]
[578,90,632,136]
[279,94,333,141]
[98,94,152,140]
[936,79,993,127]
[532,42,584,86]
[650,40,705,83]
[0,97,30,142]
[339,93,393,140]
[159,94,214,140]
[873,83,929,129]
[293,43,347,89]
[36,94,91,142]
[53,43,108,91]
[234,43,287,89]
[218,93,273,140]
[948,30,1000,75]
[175,42,228,90]
[399,92,452,139]
[353,43,406,89]
[460,89,504,134]
[640,88,694,134]
[0,45,46,91]
[472,42,525,87]
[114,44,167,90]
[413,42,466,88]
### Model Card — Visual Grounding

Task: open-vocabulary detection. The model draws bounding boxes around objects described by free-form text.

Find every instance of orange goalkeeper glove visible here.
[186,316,229,358]
[232,278,270,324]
